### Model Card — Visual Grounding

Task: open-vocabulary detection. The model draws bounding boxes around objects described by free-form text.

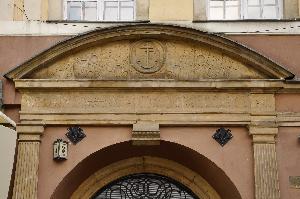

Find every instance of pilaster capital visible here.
[248,126,278,144]
[248,126,278,135]
[16,124,44,142]
[16,124,44,134]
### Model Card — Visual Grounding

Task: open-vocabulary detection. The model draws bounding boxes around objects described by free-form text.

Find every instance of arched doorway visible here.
[51,141,242,199]
[71,156,220,199]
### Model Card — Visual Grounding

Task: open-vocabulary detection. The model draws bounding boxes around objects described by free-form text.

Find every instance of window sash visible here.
[64,0,136,21]
[207,0,282,20]
[208,0,241,20]
[100,0,135,21]
[244,0,280,19]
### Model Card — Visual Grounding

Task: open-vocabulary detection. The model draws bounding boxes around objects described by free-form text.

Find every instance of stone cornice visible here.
[13,79,300,93]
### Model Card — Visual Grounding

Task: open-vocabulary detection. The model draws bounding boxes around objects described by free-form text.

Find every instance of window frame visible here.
[206,0,283,20]
[100,0,136,21]
[63,0,136,21]
[243,0,282,19]
[207,0,242,20]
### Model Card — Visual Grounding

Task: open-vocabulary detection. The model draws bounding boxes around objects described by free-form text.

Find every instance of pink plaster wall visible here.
[38,126,132,199]
[277,127,300,198]
[38,126,254,199]
[161,127,254,199]
[276,93,300,112]
[229,35,300,77]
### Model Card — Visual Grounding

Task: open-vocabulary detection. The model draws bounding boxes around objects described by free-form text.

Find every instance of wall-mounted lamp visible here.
[53,139,68,161]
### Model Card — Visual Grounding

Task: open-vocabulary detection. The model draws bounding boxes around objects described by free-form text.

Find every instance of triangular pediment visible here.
[5,24,294,80]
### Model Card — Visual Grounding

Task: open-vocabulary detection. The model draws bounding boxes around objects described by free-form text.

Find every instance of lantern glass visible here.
[53,139,68,160]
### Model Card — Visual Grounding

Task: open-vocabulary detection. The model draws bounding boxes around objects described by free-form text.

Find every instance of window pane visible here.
[226,0,239,6]
[68,2,82,20]
[104,7,118,20]
[105,1,118,7]
[120,7,134,20]
[263,6,277,18]
[248,0,260,5]
[84,2,97,21]
[120,1,134,7]
[210,0,224,7]
[247,7,261,18]
[85,1,97,7]
[225,7,240,19]
[68,1,81,7]
[264,0,276,4]
[210,7,224,19]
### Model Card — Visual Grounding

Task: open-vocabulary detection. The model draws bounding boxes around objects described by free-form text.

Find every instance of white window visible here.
[64,0,135,21]
[66,1,97,21]
[245,0,280,19]
[102,0,135,21]
[208,0,240,20]
[208,0,281,20]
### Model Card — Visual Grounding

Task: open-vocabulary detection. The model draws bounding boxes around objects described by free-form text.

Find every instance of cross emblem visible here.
[130,39,164,73]
[139,42,155,69]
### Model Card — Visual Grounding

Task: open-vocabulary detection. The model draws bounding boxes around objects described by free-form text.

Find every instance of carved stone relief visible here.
[28,39,267,80]
[130,39,165,73]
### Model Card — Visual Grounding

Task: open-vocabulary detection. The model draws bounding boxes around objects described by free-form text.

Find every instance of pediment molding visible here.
[5,24,294,80]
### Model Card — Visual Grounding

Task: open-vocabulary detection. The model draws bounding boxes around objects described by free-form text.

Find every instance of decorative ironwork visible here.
[213,127,233,146]
[65,126,86,144]
[92,173,199,199]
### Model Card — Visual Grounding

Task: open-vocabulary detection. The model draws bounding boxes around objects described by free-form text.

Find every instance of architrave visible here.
[70,156,221,199]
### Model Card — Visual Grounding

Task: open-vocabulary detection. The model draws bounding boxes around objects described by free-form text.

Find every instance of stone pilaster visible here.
[249,126,280,199]
[12,124,44,199]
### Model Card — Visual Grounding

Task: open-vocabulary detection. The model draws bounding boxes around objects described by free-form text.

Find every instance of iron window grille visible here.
[92,173,200,199]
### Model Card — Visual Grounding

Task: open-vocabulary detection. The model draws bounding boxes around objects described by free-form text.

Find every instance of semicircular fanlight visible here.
[92,173,200,199]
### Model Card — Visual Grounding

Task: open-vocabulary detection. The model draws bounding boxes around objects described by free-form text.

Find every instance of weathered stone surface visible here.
[132,122,160,145]
[6,25,294,80]
[12,124,44,199]
[29,39,266,80]
[71,157,221,199]
[289,176,300,189]
[21,91,251,114]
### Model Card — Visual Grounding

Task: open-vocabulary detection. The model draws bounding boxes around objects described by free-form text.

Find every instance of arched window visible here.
[208,0,281,20]
[64,0,135,21]
[92,173,200,199]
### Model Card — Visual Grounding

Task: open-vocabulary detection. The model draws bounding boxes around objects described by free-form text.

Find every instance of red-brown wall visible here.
[39,126,253,199]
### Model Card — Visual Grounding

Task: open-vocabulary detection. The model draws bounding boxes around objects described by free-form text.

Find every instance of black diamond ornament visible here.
[212,128,233,147]
[66,126,86,144]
